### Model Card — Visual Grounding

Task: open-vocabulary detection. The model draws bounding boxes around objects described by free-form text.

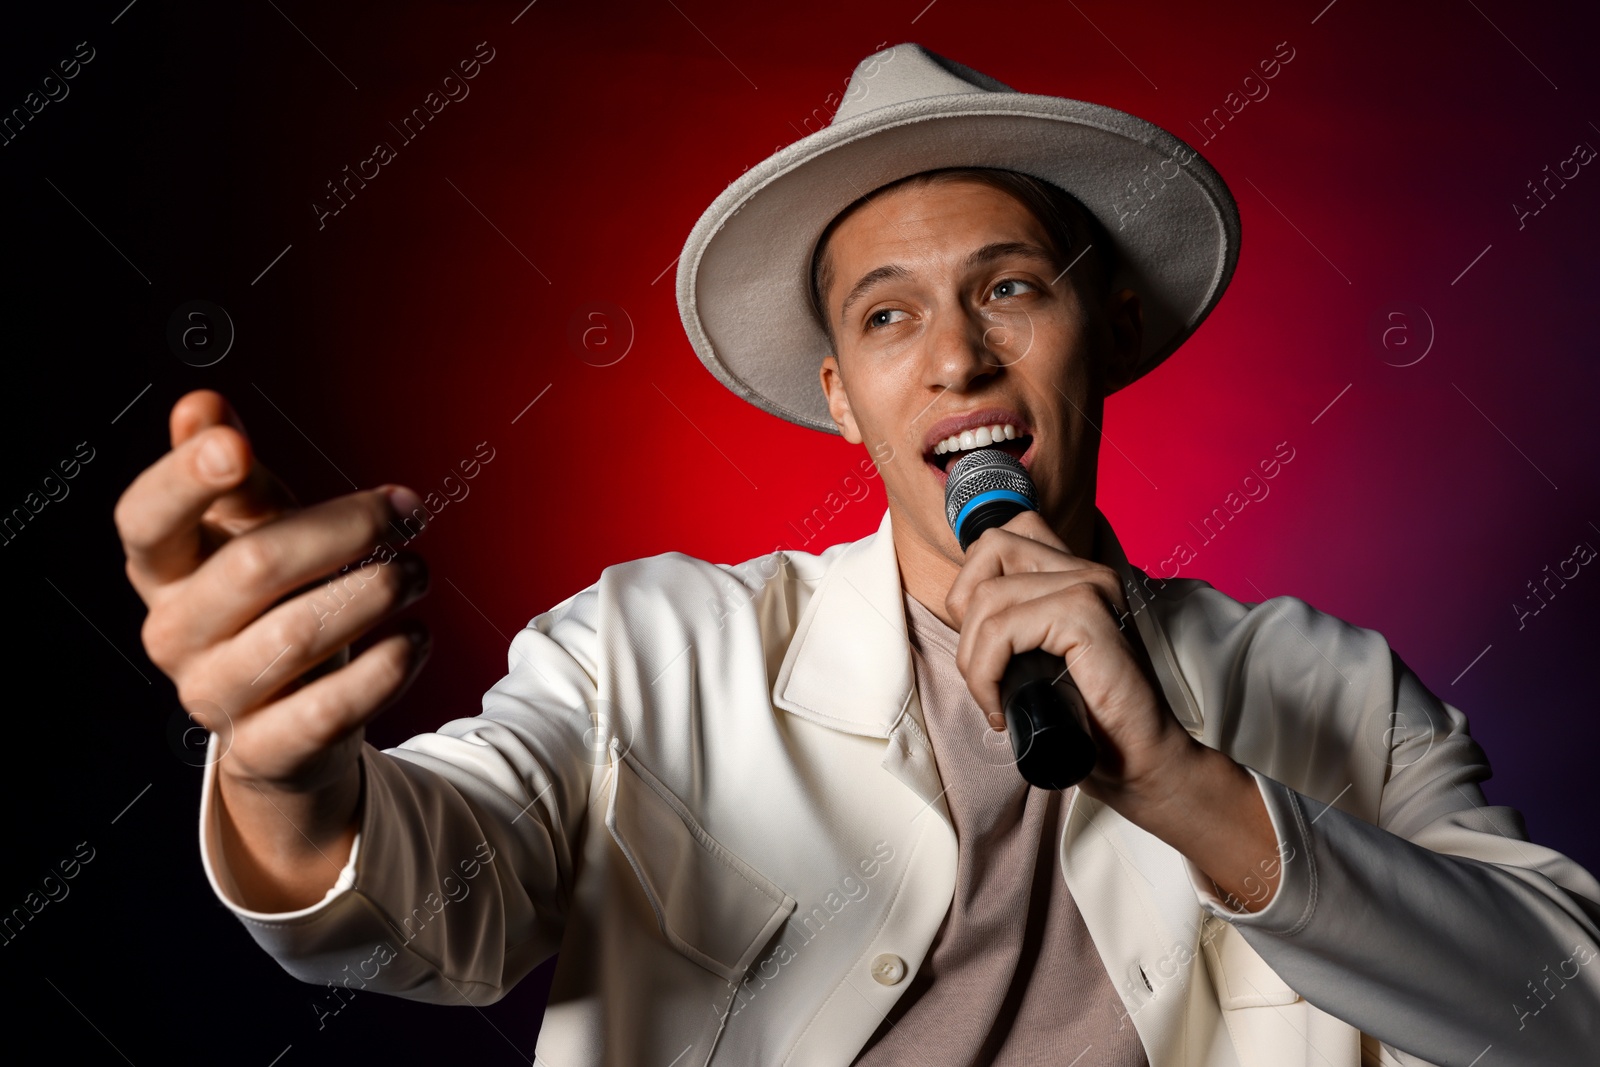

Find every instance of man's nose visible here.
[923,302,1006,393]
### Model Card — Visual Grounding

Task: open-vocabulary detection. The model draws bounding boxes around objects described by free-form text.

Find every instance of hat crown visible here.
[832,43,1016,126]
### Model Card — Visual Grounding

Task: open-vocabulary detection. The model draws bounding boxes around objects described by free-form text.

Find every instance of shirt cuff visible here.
[1183,764,1318,935]
[197,731,362,922]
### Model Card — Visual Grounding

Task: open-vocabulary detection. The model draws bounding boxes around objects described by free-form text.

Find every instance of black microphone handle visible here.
[1001,647,1098,790]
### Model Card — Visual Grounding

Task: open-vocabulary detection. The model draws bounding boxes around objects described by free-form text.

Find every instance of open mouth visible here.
[925,426,1035,482]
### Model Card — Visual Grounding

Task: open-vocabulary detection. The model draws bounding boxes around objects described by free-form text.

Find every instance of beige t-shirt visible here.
[849,593,1150,1066]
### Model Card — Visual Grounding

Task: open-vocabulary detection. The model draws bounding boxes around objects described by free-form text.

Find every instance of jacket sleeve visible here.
[197,583,607,1008]
[1179,598,1600,1065]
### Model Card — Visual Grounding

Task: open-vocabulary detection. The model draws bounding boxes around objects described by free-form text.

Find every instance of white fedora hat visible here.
[675,42,1241,435]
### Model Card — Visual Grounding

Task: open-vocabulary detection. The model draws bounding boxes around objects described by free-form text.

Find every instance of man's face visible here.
[817,178,1141,569]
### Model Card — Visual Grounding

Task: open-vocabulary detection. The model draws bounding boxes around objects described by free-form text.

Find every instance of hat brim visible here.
[676,91,1241,435]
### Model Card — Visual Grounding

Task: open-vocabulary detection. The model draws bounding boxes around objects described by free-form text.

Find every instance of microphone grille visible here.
[944,448,1037,532]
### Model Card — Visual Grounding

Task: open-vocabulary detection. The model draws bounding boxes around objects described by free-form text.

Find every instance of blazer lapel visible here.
[765,510,960,1067]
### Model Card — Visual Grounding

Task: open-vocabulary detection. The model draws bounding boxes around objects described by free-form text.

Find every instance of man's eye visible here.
[990,278,1036,299]
[867,308,908,330]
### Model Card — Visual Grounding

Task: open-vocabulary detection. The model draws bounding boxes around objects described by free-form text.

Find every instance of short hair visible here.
[806,166,1116,349]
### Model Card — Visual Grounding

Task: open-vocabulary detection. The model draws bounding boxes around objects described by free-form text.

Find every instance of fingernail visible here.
[197,436,234,479]
[989,713,1005,731]
[384,484,423,517]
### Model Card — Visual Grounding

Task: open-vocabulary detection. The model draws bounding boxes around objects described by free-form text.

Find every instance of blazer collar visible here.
[771,505,1204,738]
[772,508,911,737]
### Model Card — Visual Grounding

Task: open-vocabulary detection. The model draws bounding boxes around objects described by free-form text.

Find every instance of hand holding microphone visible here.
[943,447,1098,790]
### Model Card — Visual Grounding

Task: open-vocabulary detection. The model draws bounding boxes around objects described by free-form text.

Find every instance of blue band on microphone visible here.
[953,489,1037,536]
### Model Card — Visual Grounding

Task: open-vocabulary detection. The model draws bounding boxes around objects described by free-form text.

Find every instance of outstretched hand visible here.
[115,389,431,908]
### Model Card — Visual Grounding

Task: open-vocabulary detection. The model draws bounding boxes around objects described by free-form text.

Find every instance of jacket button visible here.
[870,953,907,986]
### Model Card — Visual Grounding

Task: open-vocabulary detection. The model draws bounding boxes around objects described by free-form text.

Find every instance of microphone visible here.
[944,448,1098,790]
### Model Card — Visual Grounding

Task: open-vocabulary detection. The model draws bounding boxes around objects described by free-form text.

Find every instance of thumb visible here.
[172,390,301,530]
[171,388,248,448]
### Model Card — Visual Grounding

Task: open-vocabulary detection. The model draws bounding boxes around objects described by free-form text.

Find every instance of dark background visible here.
[3,1,1597,1062]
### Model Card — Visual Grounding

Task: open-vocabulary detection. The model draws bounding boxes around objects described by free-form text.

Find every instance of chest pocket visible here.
[1201,917,1360,1067]
[1202,916,1301,1008]
[604,741,797,983]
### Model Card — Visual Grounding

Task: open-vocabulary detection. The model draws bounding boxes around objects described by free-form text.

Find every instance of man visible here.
[115,43,1599,1065]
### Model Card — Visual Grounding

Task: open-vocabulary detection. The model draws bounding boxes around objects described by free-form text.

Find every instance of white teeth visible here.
[931,423,1023,458]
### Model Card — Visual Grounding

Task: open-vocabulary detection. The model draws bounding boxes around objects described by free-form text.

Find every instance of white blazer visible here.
[199,508,1600,1066]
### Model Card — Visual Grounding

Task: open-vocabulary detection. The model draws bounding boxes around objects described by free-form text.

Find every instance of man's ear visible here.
[1100,288,1144,393]
[819,354,863,443]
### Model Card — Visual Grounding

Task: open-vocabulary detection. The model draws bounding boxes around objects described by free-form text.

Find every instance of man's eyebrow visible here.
[963,240,1057,272]
[838,264,912,323]
[835,242,1058,325]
